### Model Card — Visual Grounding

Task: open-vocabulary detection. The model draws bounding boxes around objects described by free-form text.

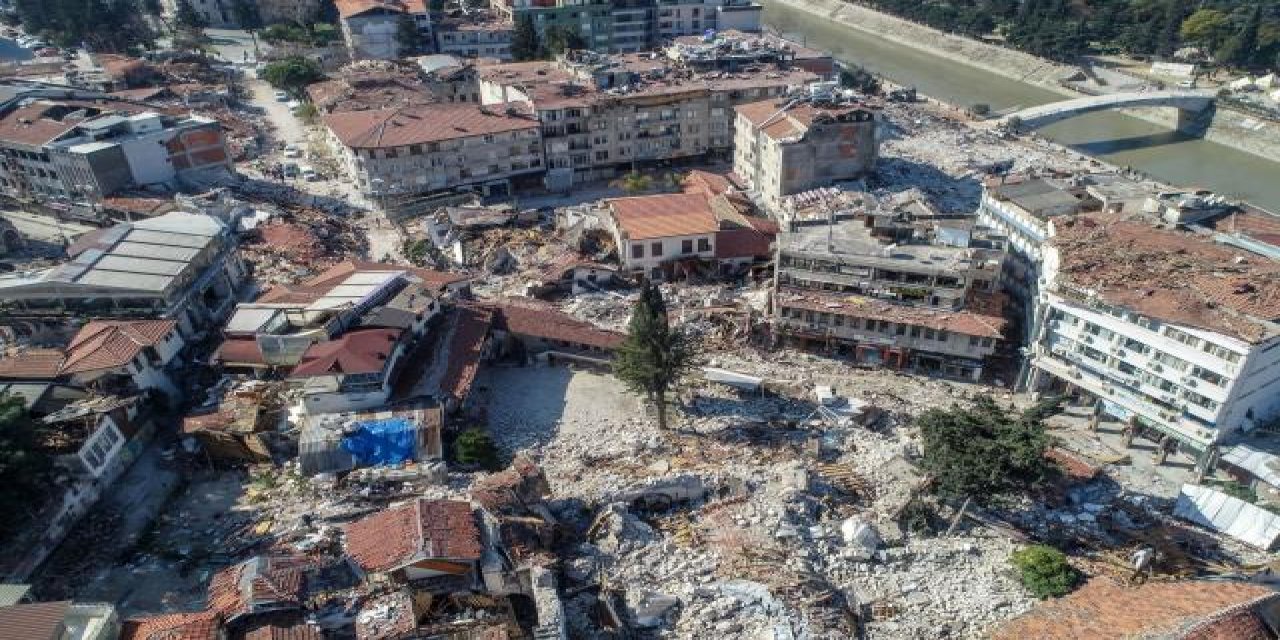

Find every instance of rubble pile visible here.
[238,204,369,286]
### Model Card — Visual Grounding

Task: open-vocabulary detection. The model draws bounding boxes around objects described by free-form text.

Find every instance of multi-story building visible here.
[490,0,761,54]
[733,90,879,213]
[478,48,824,188]
[772,196,1008,380]
[0,212,248,337]
[322,101,543,205]
[336,0,433,60]
[666,30,834,76]
[434,12,513,60]
[0,98,229,205]
[1028,214,1280,467]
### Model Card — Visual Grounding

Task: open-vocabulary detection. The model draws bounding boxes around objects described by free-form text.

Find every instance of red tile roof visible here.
[991,579,1276,640]
[214,338,267,366]
[324,102,537,149]
[243,619,325,640]
[1052,215,1280,342]
[0,349,67,380]
[0,601,69,640]
[207,556,307,622]
[290,328,402,377]
[61,320,177,375]
[715,227,773,260]
[487,300,624,350]
[120,611,222,640]
[608,193,720,241]
[344,498,483,573]
[438,305,491,401]
[682,169,734,197]
[734,99,876,142]
[777,288,1007,339]
[335,0,426,18]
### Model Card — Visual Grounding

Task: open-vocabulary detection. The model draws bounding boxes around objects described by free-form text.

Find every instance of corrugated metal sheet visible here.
[1174,483,1280,550]
[1221,444,1280,489]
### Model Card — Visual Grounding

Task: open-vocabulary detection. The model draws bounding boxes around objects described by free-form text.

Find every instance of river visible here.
[764,1,1280,212]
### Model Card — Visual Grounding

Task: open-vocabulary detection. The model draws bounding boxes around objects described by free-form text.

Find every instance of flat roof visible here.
[93,255,188,276]
[780,216,981,273]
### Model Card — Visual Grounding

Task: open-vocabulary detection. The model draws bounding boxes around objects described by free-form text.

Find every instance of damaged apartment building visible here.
[0,94,230,206]
[476,40,833,189]
[733,84,880,213]
[490,0,763,54]
[0,211,247,339]
[772,193,1009,380]
[1026,214,1280,472]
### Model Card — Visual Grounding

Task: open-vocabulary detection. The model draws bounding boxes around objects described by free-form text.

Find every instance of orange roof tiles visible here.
[734,99,875,142]
[991,578,1276,640]
[290,328,401,377]
[214,338,267,366]
[207,556,307,622]
[324,102,537,149]
[0,600,70,640]
[777,287,1007,339]
[0,349,67,380]
[438,304,492,401]
[120,611,222,640]
[335,0,425,18]
[609,193,720,240]
[1051,215,1280,342]
[486,300,624,350]
[682,169,734,197]
[344,498,482,573]
[715,227,773,260]
[61,320,176,375]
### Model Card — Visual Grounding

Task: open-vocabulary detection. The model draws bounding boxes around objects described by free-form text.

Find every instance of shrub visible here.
[1011,544,1080,599]
[455,428,500,470]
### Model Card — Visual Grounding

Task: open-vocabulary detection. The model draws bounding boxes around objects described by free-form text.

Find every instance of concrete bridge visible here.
[1002,90,1217,131]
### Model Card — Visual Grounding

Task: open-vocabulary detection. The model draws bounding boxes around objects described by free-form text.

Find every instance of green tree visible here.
[1010,545,1081,599]
[294,101,319,124]
[261,56,324,95]
[1181,9,1232,51]
[1156,0,1185,58]
[1219,4,1263,68]
[511,14,540,61]
[543,24,586,57]
[173,0,206,30]
[396,14,424,56]
[917,395,1058,500]
[613,281,695,430]
[615,170,653,194]
[0,393,50,541]
[455,427,500,470]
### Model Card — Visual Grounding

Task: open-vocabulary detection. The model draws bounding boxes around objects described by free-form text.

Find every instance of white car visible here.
[300,166,319,181]
[283,145,301,158]
[273,90,289,102]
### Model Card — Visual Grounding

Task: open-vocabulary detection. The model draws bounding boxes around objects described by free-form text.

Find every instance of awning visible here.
[1221,444,1280,489]
[1174,483,1280,550]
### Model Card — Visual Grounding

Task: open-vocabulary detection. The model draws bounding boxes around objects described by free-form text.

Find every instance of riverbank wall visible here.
[764,0,1280,165]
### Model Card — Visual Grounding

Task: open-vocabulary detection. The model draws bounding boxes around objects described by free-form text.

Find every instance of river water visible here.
[764,1,1280,212]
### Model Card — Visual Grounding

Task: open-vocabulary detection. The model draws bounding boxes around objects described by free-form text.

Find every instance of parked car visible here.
[283,145,301,158]
[273,90,289,102]
[281,162,299,178]
[300,166,319,181]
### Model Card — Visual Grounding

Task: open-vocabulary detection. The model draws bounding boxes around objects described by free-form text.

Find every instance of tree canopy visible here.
[12,0,155,51]
[917,395,1059,500]
[0,393,51,542]
[613,281,695,430]
[510,14,540,61]
[261,56,324,95]
[861,0,1280,68]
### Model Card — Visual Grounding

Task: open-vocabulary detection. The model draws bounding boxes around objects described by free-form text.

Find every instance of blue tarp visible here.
[340,417,418,467]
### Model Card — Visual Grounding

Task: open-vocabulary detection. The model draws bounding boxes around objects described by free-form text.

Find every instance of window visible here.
[969,336,980,346]
[631,243,644,259]
[697,238,711,252]
[910,326,921,338]
[1165,327,1202,348]
[924,329,936,340]
[651,242,663,257]
[681,239,693,254]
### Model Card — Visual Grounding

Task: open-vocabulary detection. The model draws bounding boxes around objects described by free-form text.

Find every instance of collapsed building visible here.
[771,191,1009,380]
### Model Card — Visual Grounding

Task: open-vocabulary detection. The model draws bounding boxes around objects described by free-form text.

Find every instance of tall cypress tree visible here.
[510,14,540,62]
[613,281,694,430]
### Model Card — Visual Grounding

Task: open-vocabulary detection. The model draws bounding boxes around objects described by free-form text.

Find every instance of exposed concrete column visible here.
[1195,446,1219,483]
[1088,400,1102,432]
[1122,416,1138,447]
